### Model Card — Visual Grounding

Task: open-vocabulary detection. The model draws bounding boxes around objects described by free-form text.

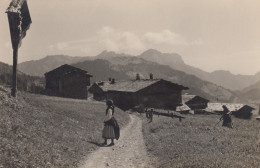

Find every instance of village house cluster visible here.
[44,64,255,119]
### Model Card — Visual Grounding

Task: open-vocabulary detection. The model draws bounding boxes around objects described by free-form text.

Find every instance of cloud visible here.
[143,30,188,45]
[48,26,202,55]
[98,26,145,53]
[143,29,204,46]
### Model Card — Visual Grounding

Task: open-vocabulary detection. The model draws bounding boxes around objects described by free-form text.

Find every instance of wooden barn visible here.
[44,64,92,99]
[182,94,209,110]
[88,82,106,100]
[232,105,255,119]
[89,79,188,110]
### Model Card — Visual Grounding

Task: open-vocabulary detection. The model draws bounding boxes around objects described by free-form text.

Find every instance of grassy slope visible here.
[141,113,260,168]
[0,89,130,168]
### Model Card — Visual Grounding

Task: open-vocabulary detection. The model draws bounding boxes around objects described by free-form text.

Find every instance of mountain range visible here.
[15,49,260,103]
[138,49,260,91]
[18,49,260,91]
[240,81,260,103]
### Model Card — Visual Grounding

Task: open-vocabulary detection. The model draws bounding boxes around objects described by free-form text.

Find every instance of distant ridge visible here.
[18,55,90,76]
[139,49,185,65]
[17,49,260,91]
[241,80,260,103]
[0,61,43,92]
[138,49,260,91]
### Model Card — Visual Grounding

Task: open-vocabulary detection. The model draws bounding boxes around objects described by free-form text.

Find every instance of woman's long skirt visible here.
[102,125,115,139]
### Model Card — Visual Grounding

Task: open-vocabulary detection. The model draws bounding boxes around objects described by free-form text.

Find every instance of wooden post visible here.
[11,46,18,97]
[6,0,32,97]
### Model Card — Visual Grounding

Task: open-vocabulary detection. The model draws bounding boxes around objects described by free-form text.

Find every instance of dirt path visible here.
[79,114,153,168]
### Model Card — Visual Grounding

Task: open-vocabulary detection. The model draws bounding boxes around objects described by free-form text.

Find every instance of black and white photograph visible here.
[0,0,260,167]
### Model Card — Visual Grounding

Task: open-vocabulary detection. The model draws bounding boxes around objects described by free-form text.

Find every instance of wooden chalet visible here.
[89,79,188,110]
[44,64,92,99]
[182,94,209,110]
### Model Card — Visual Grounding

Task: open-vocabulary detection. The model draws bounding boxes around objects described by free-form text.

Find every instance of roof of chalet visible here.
[92,79,188,93]
[176,103,191,111]
[205,103,251,112]
[44,64,92,77]
[182,94,209,104]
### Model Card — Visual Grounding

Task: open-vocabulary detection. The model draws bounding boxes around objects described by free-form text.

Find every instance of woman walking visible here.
[220,105,233,128]
[102,100,116,146]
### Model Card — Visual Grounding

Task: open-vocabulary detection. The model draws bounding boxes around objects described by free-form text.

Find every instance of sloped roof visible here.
[95,79,188,93]
[182,95,196,103]
[182,94,209,104]
[206,103,244,112]
[176,104,191,111]
[45,64,92,77]
[99,79,159,92]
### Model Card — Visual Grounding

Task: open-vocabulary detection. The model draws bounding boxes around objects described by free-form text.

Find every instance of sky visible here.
[1,0,260,75]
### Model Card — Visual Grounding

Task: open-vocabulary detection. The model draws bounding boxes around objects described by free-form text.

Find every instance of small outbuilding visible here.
[182,94,209,110]
[44,64,92,99]
[232,105,255,119]
[89,79,188,110]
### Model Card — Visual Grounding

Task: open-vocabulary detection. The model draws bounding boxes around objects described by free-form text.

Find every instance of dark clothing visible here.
[221,113,233,128]
[113,118,120,140]
[149,111,153,122]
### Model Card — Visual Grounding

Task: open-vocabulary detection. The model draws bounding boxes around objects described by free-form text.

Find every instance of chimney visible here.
[149,73,153,80]
[136,73,140,80]
[111,78,115,84]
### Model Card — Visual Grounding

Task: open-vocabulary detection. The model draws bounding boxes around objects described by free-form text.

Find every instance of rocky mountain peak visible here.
[140,49,162,56]
[96,50,132,58]
[139,49,185,65]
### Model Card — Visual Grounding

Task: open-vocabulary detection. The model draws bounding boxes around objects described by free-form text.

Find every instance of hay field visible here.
[141,113,260,168]
[0,90,130,168]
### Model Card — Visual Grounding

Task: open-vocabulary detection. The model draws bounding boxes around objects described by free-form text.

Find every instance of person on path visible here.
[220,105,233,128]
[102,100,116,146]
[149,109,154,123]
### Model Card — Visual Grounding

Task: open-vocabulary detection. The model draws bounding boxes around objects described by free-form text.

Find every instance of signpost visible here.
[6,0,32,97]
